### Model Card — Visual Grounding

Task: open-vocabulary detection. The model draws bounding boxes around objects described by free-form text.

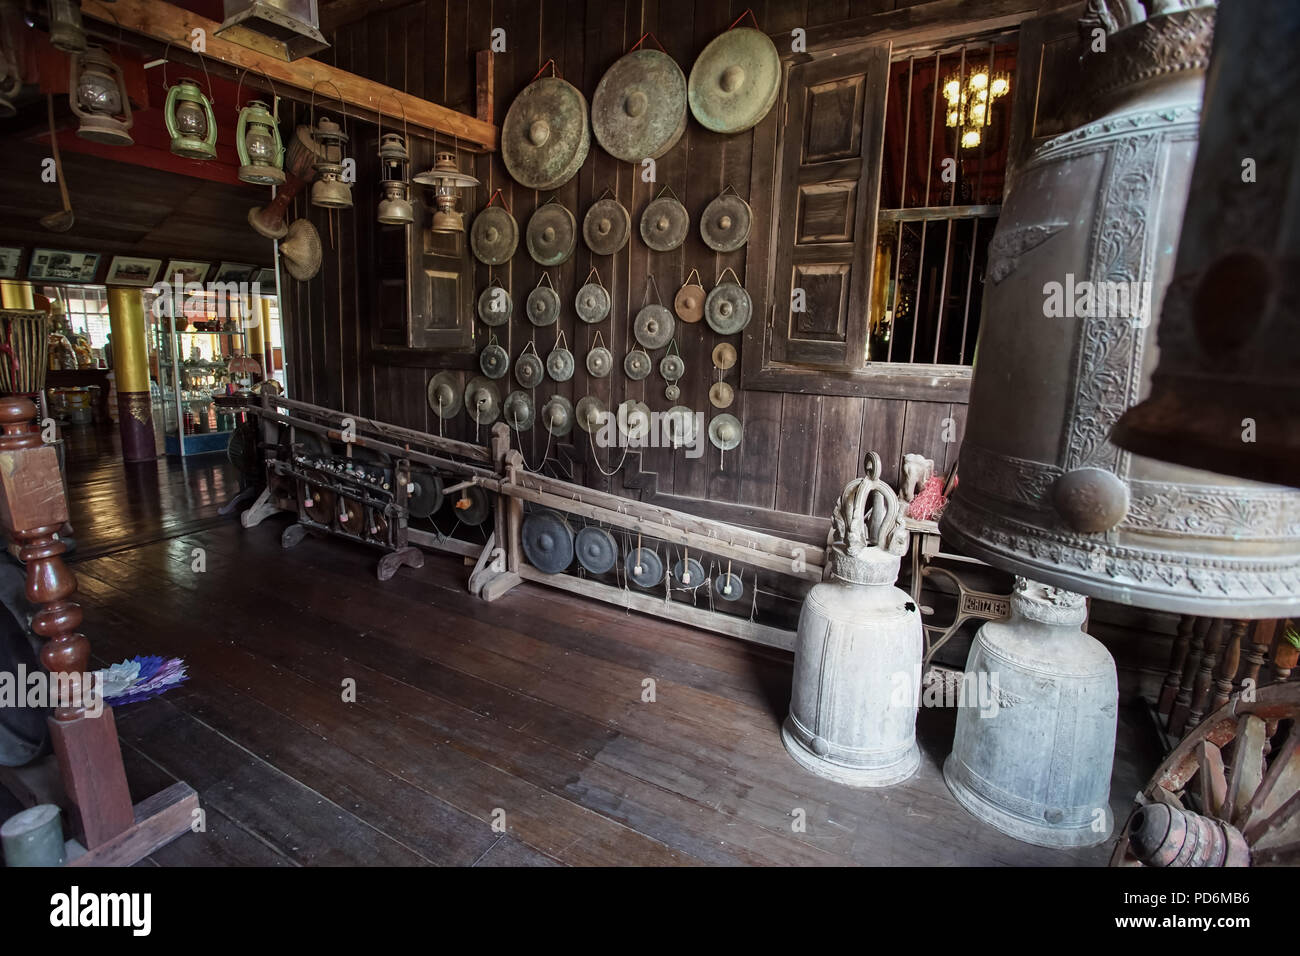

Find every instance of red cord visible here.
[728,9,759,30]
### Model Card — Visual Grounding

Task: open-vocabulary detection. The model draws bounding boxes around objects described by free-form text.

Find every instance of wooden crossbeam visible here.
[81,0,499,150]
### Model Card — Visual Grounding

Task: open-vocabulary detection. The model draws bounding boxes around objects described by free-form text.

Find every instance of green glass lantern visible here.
[236,99,284,185]
[165,79,217,160]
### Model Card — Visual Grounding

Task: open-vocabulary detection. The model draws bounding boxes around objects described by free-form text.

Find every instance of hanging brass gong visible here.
[640,195,689,251]
[503,390,535,431]
[526,202,577,266]
[712,342,737,370]
[477,282,512,326]
[546,340,575,382]
[660,352,685,382]
[618,400,652,444]
[624,348,652,380]
[575,282,611,323]
[688,27,781,134]
[626,547,664,588]
[464,376,501,425]
[407,470,443,519]
[634,304,675,349]
[470,206,519,265]
[709,413,743,451]
[674,278,706,323]
[586,345,613,378]
[542,395,574,436]
[502,76,590,191]
[515,350,545,389]
[576,395,608,433]
[526,284,561,326]
[575,526,618,575]
[427,371,463,418]
[522,509,574,574]
[709,381,734,409]
[665,405,696,447]
[705,280,752,335]
[453,485,492,526]
[700,191,752,252]
[583,197,632,256]
[592,49,688,163]
[479,341,509,380]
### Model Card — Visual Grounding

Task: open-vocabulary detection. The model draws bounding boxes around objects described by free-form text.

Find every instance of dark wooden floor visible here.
[35,425,1159,866]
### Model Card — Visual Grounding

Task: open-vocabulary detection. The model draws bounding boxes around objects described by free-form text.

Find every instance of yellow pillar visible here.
[106,288,155,461]
[0,280,35,310]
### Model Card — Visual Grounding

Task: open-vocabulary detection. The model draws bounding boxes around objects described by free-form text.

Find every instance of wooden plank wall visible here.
[284,0,965,537]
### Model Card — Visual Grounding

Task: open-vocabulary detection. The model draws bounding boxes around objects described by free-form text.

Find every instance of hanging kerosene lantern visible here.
[310,115,352,208]
[47,0,86,54]
[413,151,480,232]
[165,78,217,160]
[68,47,133,146]
[236,99,284,185]
[376,132,412,225]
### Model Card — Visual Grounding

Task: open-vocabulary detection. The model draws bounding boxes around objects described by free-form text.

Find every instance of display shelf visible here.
[155,314,251,457]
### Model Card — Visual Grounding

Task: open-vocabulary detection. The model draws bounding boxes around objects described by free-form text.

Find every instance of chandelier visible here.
[942,70,1009,149]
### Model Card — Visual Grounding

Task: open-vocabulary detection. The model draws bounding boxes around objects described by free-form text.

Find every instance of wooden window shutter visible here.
[769,43,890,369]
[407,226,473,351]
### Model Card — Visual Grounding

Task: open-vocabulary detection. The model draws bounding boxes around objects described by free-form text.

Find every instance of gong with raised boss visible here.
[502,76,590,190]
[591,48,688,162]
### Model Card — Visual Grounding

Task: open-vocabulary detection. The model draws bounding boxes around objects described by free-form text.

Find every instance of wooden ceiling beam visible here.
[80,0,499,151]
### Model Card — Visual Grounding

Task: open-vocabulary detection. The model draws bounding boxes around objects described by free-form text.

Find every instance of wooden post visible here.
[1211,620,1245,713]
[1158,614,1195,716]
[1188,619,1225,730]
[476,50,495,125]
[1169,617,1209,737]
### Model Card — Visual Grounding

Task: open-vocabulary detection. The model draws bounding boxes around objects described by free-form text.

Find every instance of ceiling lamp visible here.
[165,79,217,160]
[216,0,329,63]
[376,132,412,225]
[69,47,133,146]
[310,115,352,208]
[413,151,480,232]
[943,69,1009,149]
[237,100,285,185]
[47,0,86,54]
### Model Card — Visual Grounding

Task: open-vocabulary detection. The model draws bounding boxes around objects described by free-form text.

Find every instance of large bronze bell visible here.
[1112,0,1300,490]
[941,5,1300,619]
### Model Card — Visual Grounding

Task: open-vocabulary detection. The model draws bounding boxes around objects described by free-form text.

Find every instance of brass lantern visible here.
[376,132,413,225]
[68,47,133,146]
[47,0,86,54]
[310,115,352,209]
[165,78,218,160]
[236,100,285,185]
[413,151,480,232]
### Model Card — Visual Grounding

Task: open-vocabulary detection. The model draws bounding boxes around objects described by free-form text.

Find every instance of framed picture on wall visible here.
[162,259,210,285]
[213,261,257,284]
[105,255,163,288]
[28,249,99,282]
[0,247,21,279]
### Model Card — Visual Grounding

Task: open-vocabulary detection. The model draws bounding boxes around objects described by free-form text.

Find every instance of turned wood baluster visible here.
[1240,620,1274,692]
[1211,620,1245,714]
[1187,619,1225,731]
[1159,615,1196,716]
[1169,617,1209,736]
[1275,619,1297,683]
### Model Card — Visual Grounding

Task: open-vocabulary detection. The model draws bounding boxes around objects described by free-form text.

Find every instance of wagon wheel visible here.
[1111,681,1300,866]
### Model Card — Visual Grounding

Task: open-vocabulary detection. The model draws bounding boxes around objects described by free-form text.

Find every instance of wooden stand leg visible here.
[239,485,281,527]
[47,708,134,847]
[376,545,424,582]
[282,523,309,549]
[218,483,261,517]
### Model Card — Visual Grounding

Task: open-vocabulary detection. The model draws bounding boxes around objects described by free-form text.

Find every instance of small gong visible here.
[575,282,611,323]
[503,390,536,431]
[480,341,509,379]
[672,556,706,588]
[709,381,734,409]
[582,197,631,256]
[618,400,652,444]
[427,371,463,418]
[660,352,685,382]
[515,350,545,389]
[454,486,492,526]
[522,509,574,574]
[547,342,575,382]
[665,405,697,447]
[526,284,561,326]
[575,526,618,575]
[470,205,519,265]
[542,395,573,436]
[477,283,512,326]
[665,383,680,401]
[712,342,737,370]
[634,304,675,350]
[586,345,613,378]
[626,547,664,589]
[639,195,689,252]
[709,413,743,450]
[576,395,608,433]
[704,280,753,335]
[406,470,444,519]
[624,348,652,380]
[526,203,577,266]
[464,376,502,425]
[714,571,744,601]
[700,191,753,252]
[674,280,705,323]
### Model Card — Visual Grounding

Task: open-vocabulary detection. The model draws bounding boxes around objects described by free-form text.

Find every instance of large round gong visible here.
[503,390,535,431]
[626,547,664,588]
[592,49,688,162]
[688,27,781,134]
[453,485,492,526]
[700,192,752,252]
[502,76,590,191]
[526,284,561,326]
[427,371,463,418]
[575,525,618,575]
[575,282,611,323]
[526,203,577,266]
[477,283,512,326]
[639,196,689,251]
[464,376,501,425]
[470,205,519,265]
[406,469,443,519]
[634,304,674,349]
[714,571,744,601]
[515,351,545,389]
[705,280,752,334]
[672,556,706,588]
[523,509,574,574]
[583,198,631,256]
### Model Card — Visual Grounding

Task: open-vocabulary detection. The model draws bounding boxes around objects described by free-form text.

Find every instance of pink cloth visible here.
[907,475,947,521]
